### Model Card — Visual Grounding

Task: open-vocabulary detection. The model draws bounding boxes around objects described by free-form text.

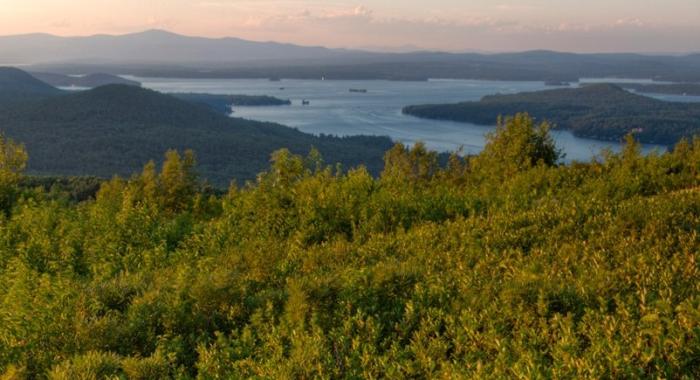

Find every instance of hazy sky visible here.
[1,0,699,52]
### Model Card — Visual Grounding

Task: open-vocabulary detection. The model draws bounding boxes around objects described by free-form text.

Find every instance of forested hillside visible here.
[0,67,62,103]
[0,114,698,378]
[403,84,700,146]
[0,77,392,186]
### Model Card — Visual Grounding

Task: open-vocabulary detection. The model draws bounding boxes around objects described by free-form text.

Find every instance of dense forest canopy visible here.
[403,84,700,146]
[0,114,698,378]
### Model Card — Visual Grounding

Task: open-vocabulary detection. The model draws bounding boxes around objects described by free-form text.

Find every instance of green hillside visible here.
[0,114,698,378]
[0,67,63,102]
[0,82,392,186]
[403,84,700,145]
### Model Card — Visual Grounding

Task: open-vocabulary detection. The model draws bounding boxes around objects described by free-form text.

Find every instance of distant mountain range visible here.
[0,29,360,65]
[3,30,699,82]
[0,67,392,186]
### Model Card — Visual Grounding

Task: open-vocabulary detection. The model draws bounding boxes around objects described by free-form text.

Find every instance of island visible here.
[544,80,571,86]
[170,93,292,114]
[30,72,141,88]
[403,83,700,146]
[620,83,700,96]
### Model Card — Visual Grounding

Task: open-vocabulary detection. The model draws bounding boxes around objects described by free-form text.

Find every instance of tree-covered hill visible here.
[0,82,392,186]
[0,114,698,378]
[403,84,700,145]
[0,67,63,102]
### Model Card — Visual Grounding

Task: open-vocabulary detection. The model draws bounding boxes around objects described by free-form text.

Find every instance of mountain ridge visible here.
[0,66,63,101]
[4,30,698,82]
[0,29,360,65]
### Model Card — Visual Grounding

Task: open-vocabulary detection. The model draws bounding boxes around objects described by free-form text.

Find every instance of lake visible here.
[131,77,667,161]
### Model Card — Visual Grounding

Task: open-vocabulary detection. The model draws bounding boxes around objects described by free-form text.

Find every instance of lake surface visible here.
[132,77,667,161]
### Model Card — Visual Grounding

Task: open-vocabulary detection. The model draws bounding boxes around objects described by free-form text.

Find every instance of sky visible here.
[0,0,699,53]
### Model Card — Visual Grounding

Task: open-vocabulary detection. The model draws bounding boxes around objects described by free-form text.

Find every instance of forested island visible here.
[0,114,699,378]
[0,67,392,186]
[621,83,700,96]
[403,84,700,146]
[170,93,291,114]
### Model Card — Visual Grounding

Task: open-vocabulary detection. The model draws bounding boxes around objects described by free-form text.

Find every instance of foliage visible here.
[0,114,699,378]
[0,135,28,214]
[471,113,561,179]
[19,176,104,203]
